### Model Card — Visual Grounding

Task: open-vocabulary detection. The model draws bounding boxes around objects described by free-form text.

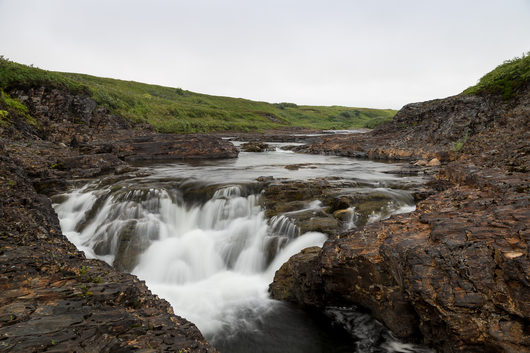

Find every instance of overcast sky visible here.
[0,0,529,109]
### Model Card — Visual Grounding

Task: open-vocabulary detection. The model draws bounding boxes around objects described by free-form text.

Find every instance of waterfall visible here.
[269,215,300,238]
[52,146,432,353]
[54,182,327,335]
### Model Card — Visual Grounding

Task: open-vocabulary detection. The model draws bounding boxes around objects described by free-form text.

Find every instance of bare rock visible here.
[111,134,238,161]
[240,142,274,152]
[269,247,323,306]
[427,158,441,166]
[0,136,216,352]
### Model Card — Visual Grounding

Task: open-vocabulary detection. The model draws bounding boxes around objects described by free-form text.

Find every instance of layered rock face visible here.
[0,145,216,352]
[270,88,529,353]
[2,86,238,195]
[0,87,240,352]
[296,88,528,167]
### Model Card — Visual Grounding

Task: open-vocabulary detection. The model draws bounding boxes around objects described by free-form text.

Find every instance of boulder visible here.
[260,180,329,218]
[427,158,441,166]
[240,142,274,152]
[414,159,428,166]
[269,246,323,306]
[112,134,238,161]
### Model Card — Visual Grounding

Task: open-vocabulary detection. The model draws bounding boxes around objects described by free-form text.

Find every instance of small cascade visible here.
[325,306,434,353]
[269,215,300,238]
[53,149,427,353]
[265,215,301,266]
[366,199,416,225]
[54,181,327,335]
[341,207,360,230]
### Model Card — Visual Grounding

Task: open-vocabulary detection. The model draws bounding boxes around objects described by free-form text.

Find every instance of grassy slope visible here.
[463,53,530,99]
[0,57,396,133]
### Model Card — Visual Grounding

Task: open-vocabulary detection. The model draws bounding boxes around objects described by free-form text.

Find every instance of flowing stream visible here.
[53,139,432,353]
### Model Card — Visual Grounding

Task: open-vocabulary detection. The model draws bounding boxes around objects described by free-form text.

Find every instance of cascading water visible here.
[269,215,300,238]
[55,182,327,338]
[54,143,433,353]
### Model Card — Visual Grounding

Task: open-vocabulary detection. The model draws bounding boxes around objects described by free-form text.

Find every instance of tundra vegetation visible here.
[0,56,396,133]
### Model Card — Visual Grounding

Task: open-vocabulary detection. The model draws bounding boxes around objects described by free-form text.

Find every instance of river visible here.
[53,137,433,353]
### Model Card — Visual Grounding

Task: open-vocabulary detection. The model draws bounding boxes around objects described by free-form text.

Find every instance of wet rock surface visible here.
[269,247,323,306]
[0,145,216,352]
[270,88,530,353]
[260,178,421,236]
[110,134,238,162]
[1,87,238,195]
[0,87,237,352]
[240,142,274,152]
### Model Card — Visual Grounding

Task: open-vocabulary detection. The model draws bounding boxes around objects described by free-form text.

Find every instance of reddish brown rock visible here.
[111,134,238,161]
[271,163,529,352]
[0,144,217,352]
[269,247,323,306]
[270,86,530,353]
[240,142,274,152]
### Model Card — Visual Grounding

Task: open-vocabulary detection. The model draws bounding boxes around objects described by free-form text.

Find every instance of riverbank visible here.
[0,56,528,352]
[269,86,529,352]
[0,87,236,351]
[0,142,218,352]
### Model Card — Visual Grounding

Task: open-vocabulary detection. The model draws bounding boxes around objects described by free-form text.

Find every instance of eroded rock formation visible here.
[0,86,239,352]
[270,87,530,353]
[0,145,216,352]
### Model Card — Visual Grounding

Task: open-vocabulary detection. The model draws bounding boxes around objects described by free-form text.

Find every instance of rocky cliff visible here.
[0,86,240,352]
[270,87,529,353]
[296,86,529,170]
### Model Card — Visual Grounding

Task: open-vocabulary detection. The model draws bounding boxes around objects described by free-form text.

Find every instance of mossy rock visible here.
[113,221,152,272]
[284,209,339,235]
[263,200,307,218]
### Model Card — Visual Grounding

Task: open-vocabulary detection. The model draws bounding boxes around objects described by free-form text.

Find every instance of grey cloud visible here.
[0,0,528,108]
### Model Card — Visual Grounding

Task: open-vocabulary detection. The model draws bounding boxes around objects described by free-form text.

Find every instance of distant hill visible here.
[0,57,396,133]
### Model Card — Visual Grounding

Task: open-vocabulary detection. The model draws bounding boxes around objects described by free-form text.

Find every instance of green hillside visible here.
[0,57,395,133]
[463,52,530,99]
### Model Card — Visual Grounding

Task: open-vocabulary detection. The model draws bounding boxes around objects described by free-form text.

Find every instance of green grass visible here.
[0,110,9,127]
[463,53,530,100]
[0,56,395,133]
[0,88,39,127]
[451,133,469,152]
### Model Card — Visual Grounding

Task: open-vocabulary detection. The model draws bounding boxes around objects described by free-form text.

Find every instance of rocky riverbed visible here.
[270,87,530,353]
[0,87,237,352]
[0,81,528,353]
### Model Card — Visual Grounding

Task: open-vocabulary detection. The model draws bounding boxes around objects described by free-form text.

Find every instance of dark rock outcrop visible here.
[296,86,529,167]
[1,87,238,195]
[111,134,238,161]
[240,142,274,152]
[0,86,241,352]
[11,86,131,134]
[270,88,530,353]
[0,145,216,352]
